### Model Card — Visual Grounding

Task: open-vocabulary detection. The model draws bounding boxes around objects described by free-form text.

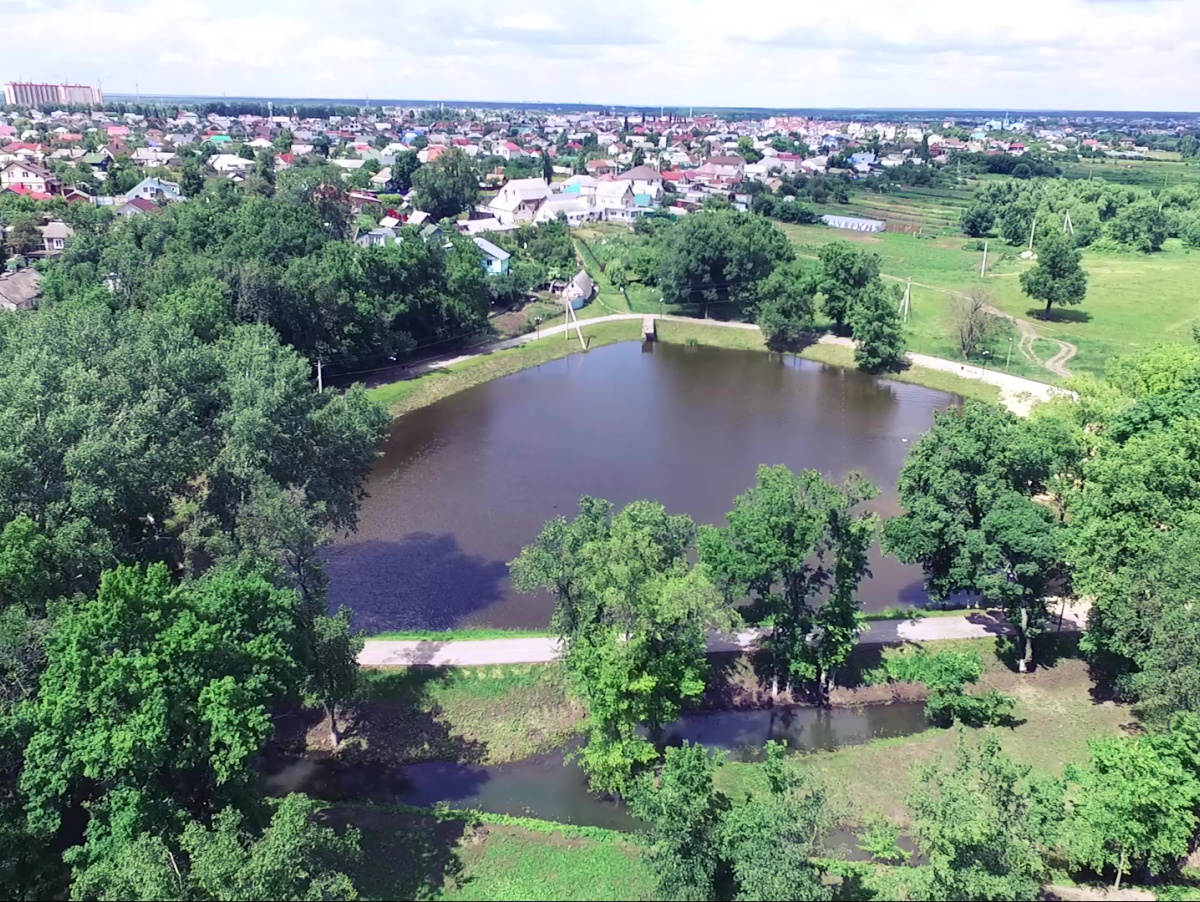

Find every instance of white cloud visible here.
[1,0,1197,110]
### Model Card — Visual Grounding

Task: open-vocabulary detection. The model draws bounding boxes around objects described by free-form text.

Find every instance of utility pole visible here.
[1028,217,1037,252]
[1005,336,1013,372]
[898,279,912,322]
[980,239,989,277]
[316,358,324,392]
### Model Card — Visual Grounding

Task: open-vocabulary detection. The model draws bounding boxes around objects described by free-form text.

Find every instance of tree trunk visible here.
[1114,848,1125,890]
[1018,604,1033,674]
[327,704,340,750]
[1045,299,1052,319]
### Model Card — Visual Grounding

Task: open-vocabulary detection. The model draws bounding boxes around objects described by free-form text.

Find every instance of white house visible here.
[209,153,255,174]
[615,164,663,202]
[486,177,552,224]
[0,161,57,194]
[534,194,597,227]
[126,176,183,203]
[594,181,639,222]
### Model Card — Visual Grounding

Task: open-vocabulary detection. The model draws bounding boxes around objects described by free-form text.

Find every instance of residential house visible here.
[115,197,160,217]
[0,268,42,311]
[559,174,599,197]
[696,156,745,181]
[209,153,255,175]
[126,176,183,203]
[534,194,597,227]
[130,147,179,168]
[0,160,58,194]
[615,164,663,202]
[594,180,639,222]
[472,236,511,276]
[354,226,397,248]
[585,158,617,176]
[40,221,73,254]
[496,141,528,161]
[486,177,552,225]
[370,166,392,188]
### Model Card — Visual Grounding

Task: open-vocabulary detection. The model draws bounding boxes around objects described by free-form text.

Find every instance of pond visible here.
[327,341,959,632]
[264,701,930,831]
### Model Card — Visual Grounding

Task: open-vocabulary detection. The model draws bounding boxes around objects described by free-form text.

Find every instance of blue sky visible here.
[2,0,1196,110]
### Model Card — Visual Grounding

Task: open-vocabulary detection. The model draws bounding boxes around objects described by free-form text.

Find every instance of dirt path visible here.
[358,603,1089,667]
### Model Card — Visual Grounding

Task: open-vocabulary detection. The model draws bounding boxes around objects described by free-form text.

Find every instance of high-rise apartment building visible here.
[3,82,103,107]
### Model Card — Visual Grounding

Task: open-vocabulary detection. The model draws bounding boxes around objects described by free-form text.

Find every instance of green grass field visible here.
[781,222,1200,379]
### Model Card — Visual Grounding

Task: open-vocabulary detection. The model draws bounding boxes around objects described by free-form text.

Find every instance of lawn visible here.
[336,806,654,901]
[716,636,1132,825]
[295,663,584,766]
[781,221,1200,379]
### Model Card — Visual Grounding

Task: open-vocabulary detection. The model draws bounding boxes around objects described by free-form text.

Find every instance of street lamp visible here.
[1005,336,1014,372]
[534,315,543,340]
[981,349,990,373]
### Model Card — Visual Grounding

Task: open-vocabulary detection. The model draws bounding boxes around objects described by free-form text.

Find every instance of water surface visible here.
[328,342,958,631]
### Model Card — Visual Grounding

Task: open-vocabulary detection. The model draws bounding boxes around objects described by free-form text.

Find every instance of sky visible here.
[2,0,1198,111]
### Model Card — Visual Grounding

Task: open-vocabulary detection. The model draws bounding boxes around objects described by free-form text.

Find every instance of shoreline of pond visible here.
[363,316,1018,419]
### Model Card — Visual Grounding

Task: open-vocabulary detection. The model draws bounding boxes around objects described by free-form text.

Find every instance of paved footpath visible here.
[358,602,1089,668]
[389,313,1071,417]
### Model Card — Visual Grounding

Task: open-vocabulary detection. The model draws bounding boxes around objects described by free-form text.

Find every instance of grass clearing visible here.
[301,663,583,765]
[781,218,1200,380]
[333,806,652,901]
[718,636,1132,825]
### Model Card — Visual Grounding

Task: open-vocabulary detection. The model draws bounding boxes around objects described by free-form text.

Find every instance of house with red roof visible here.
[0,161,59,195]
[106,125,130,137]
[497,141,528,161]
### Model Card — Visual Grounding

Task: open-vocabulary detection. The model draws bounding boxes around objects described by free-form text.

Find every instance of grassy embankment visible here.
[365,315,1000,420]
[319,636,1132,900]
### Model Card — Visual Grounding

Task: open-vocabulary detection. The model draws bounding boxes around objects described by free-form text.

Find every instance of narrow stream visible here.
[265,702,930,832]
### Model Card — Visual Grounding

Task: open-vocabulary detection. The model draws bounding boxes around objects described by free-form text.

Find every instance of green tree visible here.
[541,151,553,184]
[1107,199,1168,253]
[390,151,420,192]
[883,402,1062,670]
[700,466,878,698]
[630,146,645,168]
[908,734,1055,901]
[68,794,361,901]
[718,742,835,901]
[848,279,905,373]
[1065,735,1200,889]
[237,142,256,161]
[817,240,881,333]
[753,259,820,349]
[629,743,730,901]
[410,148,479,220]
[961,203,995,237]
[21,563,305,836]
[307,607,363,749]
[511,499,724,793]
[179,160,205,198]
[657,210,793,316]
[1019,229,1088,318]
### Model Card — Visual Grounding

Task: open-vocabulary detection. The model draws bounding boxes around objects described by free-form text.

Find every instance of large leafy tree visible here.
[882,402,1062,671]
[848,278,906,373]
[753,259,820,349]
[908,734,1056,902]
[817,240,881,333]
[410,148,479,220]
[657,210,793,316]
[631,741,835,902]
[511,499,725,793]
[1019,228,1088,318]
[21,562,304,836]
[700,465,878,698]
[1065,734,1200,890]
[68,794,361,901]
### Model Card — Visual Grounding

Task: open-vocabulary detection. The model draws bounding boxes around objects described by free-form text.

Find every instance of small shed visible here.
[561,269,595,310]
[821,214,885,233]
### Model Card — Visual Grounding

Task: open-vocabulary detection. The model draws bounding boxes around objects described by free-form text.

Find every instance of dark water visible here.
[327,342,959,632]
[264,702,929,831]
